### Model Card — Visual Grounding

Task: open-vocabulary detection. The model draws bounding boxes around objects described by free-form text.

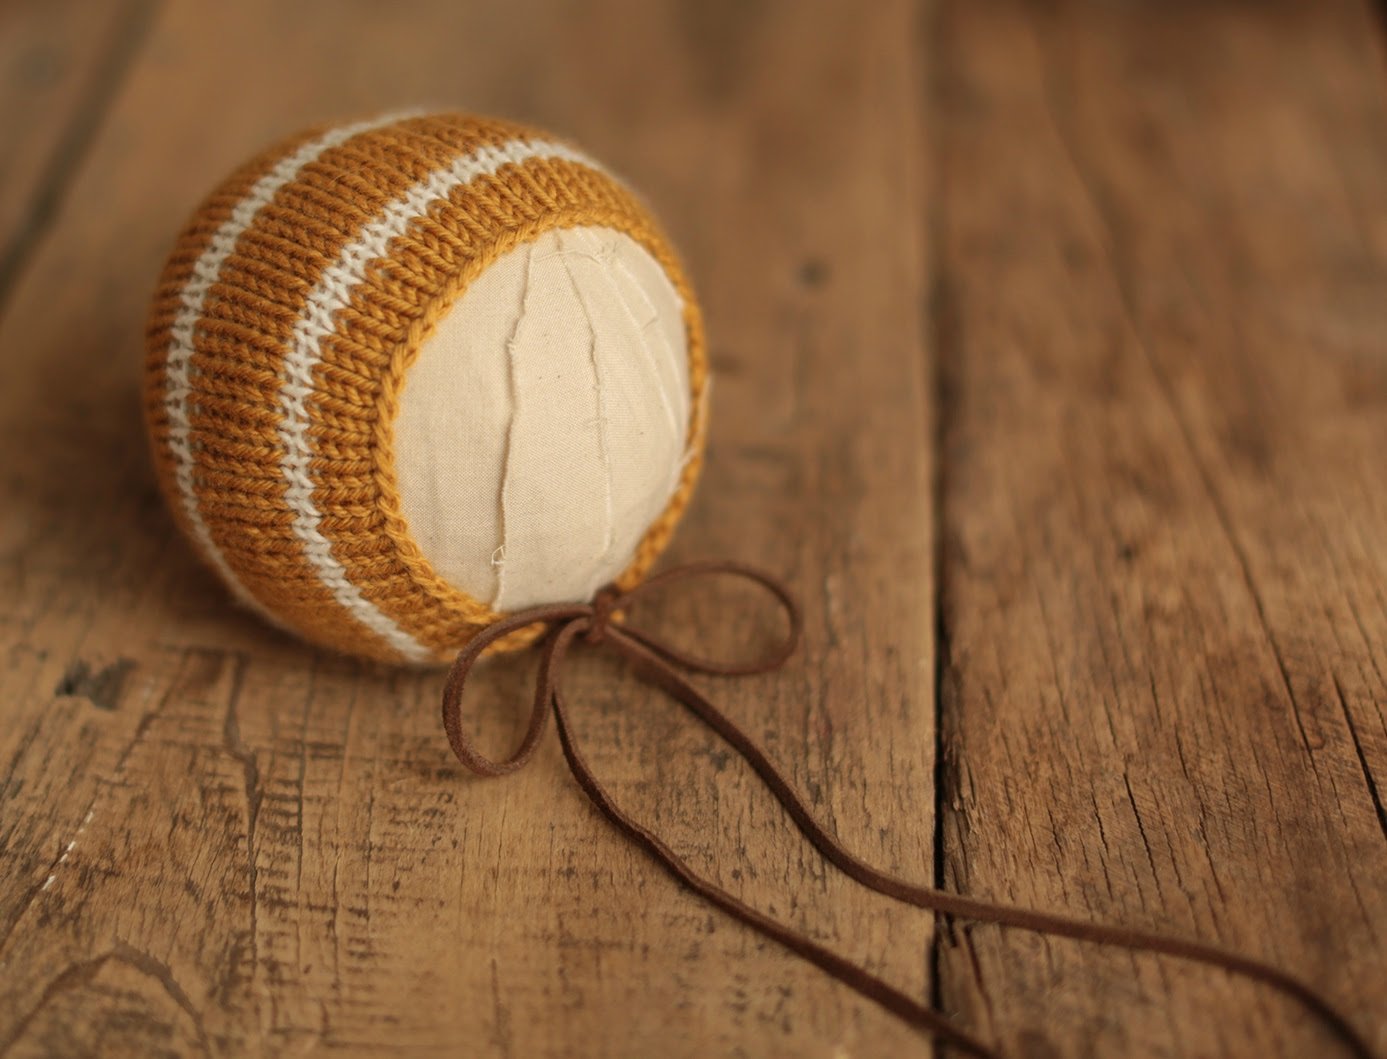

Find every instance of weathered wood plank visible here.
[0,0,152,305]
[933,0,1387,1055]
[0,1,936,1056]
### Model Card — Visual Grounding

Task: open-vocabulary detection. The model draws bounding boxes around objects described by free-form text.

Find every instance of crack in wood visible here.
[1332,675,1387,841]
[52,657,136,712]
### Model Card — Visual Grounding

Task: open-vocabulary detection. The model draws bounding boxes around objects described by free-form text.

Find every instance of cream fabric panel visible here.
[392,226,690,611]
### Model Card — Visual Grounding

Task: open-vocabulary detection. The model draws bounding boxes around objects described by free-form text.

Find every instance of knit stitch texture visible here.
[144,111,707,664]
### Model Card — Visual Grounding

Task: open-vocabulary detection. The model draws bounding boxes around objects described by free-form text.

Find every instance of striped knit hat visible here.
[144,111,707,664]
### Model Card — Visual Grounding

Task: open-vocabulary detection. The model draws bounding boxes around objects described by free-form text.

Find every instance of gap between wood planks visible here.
[924,0,954,1033]
[0,0,158,316]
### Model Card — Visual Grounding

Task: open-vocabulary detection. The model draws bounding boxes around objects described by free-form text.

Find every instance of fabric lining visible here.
[393,226,690,611]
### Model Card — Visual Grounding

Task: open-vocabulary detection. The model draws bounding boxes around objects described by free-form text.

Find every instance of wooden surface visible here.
[0,1,1381,1056]
[0,0,149,301]
[933,4,1387,1056]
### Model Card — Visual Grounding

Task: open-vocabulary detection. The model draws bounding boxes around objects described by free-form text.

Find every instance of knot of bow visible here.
[440,560,801,778]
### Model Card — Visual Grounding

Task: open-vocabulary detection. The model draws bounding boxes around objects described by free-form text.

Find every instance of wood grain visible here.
[0,1,935,1057]
[0,0,152,306]
[3,0,1385,1055]
[932,1,1387,1055]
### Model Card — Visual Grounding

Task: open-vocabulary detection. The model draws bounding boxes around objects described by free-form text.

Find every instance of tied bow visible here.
[439,561,1375,1059]
[442,560,800,778]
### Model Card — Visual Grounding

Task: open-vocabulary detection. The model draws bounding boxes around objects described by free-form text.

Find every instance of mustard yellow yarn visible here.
[144,111,707,663]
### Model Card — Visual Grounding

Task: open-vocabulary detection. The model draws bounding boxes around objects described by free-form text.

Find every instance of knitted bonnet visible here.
[144,111,707,663]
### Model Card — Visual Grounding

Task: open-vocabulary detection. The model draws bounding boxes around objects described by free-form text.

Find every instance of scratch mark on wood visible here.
[39,808,94,893]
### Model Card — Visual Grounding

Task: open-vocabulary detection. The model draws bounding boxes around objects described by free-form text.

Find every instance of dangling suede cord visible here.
[439,560,1374,1059]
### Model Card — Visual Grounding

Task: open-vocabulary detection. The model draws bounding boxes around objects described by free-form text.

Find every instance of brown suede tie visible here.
[439,560,1375,1059]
